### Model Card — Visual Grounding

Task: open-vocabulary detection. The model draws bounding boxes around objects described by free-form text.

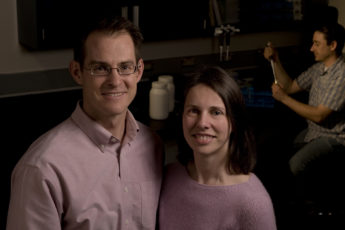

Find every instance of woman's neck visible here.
[187,154,250,186]
[188,159,228,185]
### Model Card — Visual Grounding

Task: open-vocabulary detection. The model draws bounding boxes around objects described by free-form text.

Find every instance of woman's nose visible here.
[196,113,210,129]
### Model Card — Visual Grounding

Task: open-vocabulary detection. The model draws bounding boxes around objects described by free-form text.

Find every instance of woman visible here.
[159,66,276,230]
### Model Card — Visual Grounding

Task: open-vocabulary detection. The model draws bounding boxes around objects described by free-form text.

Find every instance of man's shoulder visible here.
[19,118,78,164]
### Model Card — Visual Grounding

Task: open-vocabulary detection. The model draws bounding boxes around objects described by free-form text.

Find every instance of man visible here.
[6,16,163,230]
[263,22,345,177]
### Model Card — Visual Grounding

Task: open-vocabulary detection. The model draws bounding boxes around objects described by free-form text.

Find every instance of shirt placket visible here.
[119,142,142,229]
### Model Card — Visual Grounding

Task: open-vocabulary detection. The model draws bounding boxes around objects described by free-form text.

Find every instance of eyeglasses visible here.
[84,63,138,76]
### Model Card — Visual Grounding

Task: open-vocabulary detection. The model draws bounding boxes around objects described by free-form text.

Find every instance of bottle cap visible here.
[152,81,166,89]
[158,75,173,83]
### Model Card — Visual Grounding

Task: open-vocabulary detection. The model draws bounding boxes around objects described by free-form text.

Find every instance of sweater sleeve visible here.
[239,175,277,230]
[241,196,277,230]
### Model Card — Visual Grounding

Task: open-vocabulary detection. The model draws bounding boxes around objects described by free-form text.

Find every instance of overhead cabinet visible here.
[16,0,210,50]
[17,0,328,50]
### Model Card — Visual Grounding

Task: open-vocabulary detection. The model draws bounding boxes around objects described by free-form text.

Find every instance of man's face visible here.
[310,31,334,63]
[71,31,143,122]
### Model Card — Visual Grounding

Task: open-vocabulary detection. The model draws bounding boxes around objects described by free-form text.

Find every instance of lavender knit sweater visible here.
[158,163,277,230]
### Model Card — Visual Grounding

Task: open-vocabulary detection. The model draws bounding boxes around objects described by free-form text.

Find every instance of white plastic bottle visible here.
[158,75,175,112]
[149,81,169,120]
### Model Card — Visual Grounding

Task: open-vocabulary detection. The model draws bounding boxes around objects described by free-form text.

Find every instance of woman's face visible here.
[182,84,231,158]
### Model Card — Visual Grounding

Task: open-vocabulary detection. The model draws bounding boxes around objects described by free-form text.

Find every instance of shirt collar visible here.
[320,55,344,74]
[71,102,140,151]
[123,109,140,145]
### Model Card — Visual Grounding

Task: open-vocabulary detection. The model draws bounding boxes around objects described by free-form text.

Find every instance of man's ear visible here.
[69,60,83,85]
[136,58,144,83]
[330,40,337,52]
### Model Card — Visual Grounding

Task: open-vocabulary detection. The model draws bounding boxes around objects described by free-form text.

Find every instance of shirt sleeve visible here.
[296,63,322,91]
[6,165,62,230]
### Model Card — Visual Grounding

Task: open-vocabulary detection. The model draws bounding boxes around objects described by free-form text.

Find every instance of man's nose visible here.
[107,69,122,84]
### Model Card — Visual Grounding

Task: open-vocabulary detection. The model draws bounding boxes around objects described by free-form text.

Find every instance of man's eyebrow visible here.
[88,60,108,65]
[118,61,135,65]
[87,60,135,66]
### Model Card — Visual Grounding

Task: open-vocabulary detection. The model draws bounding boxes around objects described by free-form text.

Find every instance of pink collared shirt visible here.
[6,103,163,230]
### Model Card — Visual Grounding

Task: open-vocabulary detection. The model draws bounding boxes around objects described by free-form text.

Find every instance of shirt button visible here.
[110,136,117,143]
[124,186,128,192]
[99,144,105,152]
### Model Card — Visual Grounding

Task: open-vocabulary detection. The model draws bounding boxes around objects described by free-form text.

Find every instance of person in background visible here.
[6,15,163,230]
[158,66,276,230]
[263,22,345,178]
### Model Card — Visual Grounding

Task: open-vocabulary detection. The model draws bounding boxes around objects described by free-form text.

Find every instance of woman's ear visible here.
[69,60,83,85]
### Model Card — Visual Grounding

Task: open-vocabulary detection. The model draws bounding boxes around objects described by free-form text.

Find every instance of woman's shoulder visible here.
[246,173,268,190]
[239,173,273,205]
[237,174,277,229]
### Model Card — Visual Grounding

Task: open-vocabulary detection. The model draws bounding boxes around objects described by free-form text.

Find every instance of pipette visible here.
[270,59,278,84]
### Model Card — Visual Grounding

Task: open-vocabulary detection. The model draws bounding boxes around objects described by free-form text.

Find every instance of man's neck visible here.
[101,114,127,141]
[323,54,338,67]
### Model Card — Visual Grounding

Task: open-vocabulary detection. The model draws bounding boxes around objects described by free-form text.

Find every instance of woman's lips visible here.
[193,134,215,144]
